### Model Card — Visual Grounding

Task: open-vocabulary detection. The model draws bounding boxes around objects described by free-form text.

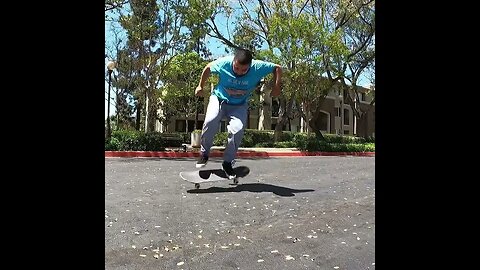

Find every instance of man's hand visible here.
[195,86,203,97]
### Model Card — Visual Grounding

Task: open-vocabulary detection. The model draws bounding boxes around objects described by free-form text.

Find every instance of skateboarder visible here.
[194,48,282,178]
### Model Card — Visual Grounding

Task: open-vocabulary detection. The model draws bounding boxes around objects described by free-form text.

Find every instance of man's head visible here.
[232,48,253,76]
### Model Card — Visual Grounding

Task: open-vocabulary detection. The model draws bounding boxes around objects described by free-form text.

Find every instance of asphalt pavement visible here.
[105,156,375,269]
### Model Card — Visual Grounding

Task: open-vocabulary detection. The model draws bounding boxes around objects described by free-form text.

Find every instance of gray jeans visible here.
[201,95,248,163]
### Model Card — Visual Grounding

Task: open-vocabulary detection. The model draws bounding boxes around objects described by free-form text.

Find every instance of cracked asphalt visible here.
[105,156,375,269]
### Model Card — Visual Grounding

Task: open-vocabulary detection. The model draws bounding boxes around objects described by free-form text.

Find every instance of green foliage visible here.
[155,133,184,147]
[279,131,296,142]
[274,141,297,148]
[137,132,166,150]
[240,132,254,147]
[227,0,375,137]
[248,130,273,143]
[113,0,218,132]
[254,141,275,147]
[111,130,141,150]
[106,0,375,136]
[105,137,120,151]
[163,52,207,82]
[213,132,228,147]
[255,141,296,148]
[105,129,374,152]
[292,134,374,152]
[105,130,190,150]
[161,52,208,126]
[210,129,374,152]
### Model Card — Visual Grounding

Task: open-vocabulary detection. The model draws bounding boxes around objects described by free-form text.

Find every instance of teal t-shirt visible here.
[210,56,276,105]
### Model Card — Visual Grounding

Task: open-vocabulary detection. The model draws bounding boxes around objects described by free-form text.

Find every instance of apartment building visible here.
[155,83,375,137]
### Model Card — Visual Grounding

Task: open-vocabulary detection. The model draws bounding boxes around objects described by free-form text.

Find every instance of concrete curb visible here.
[105,151,375,158]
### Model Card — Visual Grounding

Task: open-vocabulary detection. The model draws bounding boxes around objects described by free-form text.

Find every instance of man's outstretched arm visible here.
[195,63,212,96]
[271,65,282,97]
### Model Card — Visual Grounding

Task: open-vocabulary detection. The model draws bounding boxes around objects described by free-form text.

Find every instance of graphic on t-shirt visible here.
[225,88,247,98]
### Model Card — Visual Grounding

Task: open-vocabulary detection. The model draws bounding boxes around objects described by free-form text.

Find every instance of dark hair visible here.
[233,48,253,65]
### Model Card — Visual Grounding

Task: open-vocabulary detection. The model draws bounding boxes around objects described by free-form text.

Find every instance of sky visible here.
[104,3,373,119]
[104,6,236,119]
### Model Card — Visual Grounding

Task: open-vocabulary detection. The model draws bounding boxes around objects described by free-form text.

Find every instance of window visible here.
[344,108,350,125]
[336,107,341,117]
[195,120,204,130]
[319,112,328,131]
[272,99,279,117]
[361,92,366,101]
[197,97,205,114]
[220,121,227,132]
[175,120,186,132]
[271,123,289,131]
[176,120,204,132]
[344,130,350,135]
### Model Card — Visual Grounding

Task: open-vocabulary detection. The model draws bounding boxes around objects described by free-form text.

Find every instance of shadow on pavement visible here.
[186,183,315,197]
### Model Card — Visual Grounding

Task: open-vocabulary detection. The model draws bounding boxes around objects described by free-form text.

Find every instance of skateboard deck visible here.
[180,166,250,189]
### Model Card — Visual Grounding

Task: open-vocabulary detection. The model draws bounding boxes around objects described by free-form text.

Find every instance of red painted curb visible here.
[105,151,375,158]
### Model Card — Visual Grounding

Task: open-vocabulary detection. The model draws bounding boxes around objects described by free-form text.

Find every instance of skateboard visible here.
[180,166,250,189]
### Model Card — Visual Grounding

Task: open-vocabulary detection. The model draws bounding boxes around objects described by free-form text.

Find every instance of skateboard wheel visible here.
[195,183,200,189]
[233,178,238,185]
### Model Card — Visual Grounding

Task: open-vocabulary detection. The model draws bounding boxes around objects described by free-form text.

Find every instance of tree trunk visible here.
[145,89,157,132]
[356,113,369,138]
[308,109,325,140]
[274,97,295,142]
[258,84,272,130]
[147,103,156,132]
[298,102,310,133]
[135,101,141,131]
[194,96,199,130]
[273,97,287,142]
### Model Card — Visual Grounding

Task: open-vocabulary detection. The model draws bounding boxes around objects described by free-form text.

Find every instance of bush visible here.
[106,129,375,152]
[254,141,275,147]
[106,130,165,151]
[213,132,228,146]
[254,141,296,148]
[272,141,297,148]
[240,131,255,147]
[118,131,142,150]
[296,137,375,152]
[105,137,120,151]
[138,132,165,151]
[278,131,296,142]
[247,130,273,144]
[159,133,184,147]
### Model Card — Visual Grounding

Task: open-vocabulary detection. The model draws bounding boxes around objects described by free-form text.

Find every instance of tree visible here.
[105,0,129,11]
[333,0,375,137]
[105,22,137,130]
[119,0,194,132]
[231,0,375,139]
[161,52,208,132]
[230,0,331,140]
[106,0,375,138]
